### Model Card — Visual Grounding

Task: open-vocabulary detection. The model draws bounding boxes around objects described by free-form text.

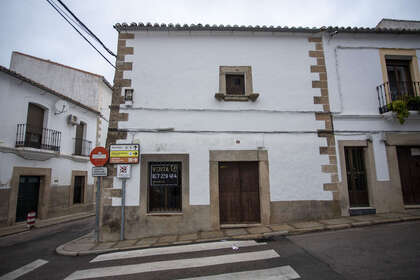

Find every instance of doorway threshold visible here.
[349,207,376,216]
[220,223,261,229]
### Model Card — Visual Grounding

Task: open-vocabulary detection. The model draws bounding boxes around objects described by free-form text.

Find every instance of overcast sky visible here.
[1,0,419,83]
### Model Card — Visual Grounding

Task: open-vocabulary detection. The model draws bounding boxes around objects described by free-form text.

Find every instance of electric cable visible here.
[45,0,116,69]
[56,0,117,57]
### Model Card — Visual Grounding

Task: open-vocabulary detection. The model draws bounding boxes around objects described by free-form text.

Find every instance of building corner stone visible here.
[100,32,134,241]
[308,37,339,201]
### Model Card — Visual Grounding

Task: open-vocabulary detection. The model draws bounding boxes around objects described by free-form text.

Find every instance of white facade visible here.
[118,31,331,205]
[0,66,99,225]
[323,31,420,215]
[9,52,112,147]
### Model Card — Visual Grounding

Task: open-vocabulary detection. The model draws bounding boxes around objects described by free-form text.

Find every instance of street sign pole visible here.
[95,176,101,242]
[90,146,109,243]
[116,164,131,241]
[120,178,126,241]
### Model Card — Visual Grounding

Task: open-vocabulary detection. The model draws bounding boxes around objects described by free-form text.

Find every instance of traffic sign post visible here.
[117,164,131,241]
[90,147,109,242]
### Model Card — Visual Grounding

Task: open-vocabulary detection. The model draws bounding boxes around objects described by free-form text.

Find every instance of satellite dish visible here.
[54,100,68,115]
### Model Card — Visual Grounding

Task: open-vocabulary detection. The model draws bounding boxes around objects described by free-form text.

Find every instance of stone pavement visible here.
[57,210,420,256]
[0,212,94,237]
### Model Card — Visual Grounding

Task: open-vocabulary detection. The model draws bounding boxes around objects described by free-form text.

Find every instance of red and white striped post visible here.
[27,211,36,228]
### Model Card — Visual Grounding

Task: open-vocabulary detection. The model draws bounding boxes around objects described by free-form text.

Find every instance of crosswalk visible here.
[0,259,48,280]
[65,240,301,280]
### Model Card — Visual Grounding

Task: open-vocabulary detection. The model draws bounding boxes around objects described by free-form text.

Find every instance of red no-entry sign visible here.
[90,147,109,167]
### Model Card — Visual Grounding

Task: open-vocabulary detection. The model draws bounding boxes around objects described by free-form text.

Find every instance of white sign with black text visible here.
[92,167,107,177]
[117,164,131,178]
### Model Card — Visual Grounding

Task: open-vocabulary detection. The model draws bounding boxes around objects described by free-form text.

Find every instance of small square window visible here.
[215,66,259,102]
[226,74,245,95]
[124,89,134,102]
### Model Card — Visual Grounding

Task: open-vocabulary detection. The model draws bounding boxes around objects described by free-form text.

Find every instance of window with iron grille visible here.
[148,162,182,212]
[73,176,85,204]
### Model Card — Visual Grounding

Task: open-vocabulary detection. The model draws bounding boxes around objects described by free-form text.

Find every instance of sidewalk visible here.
[57,210,420,256]
[0,212,94,238]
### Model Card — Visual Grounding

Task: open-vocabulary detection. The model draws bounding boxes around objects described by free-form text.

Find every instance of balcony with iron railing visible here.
[73,138,92,157]
[15,124,61,152]
[377,81,420,114]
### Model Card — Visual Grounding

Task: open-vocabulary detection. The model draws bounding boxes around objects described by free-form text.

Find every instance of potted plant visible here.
[387,100,409,124]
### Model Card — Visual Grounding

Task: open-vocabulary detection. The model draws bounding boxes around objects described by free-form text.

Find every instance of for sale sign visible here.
[150,162,180,187]
[109,144,140,164]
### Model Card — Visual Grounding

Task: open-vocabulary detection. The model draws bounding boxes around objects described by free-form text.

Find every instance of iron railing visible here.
[377,81,420,113]
[16,124,61,152]
[73,138,92,156]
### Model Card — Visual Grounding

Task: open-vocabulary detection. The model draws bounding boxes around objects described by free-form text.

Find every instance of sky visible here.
[1,0,419,83]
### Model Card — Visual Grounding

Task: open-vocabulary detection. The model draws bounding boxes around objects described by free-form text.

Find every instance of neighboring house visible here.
[9,51,112,147]
[100,19,420,241]
[0,66,100,226]
[323,18,420,216]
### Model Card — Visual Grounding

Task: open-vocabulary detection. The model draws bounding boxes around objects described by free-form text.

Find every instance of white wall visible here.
[124,31,320,111]
[111,31,333,206]
[324,33,420,115]
[324,32,420,184]
[112,132,331,206]
[10,52,112,114]
[0,71,97,186]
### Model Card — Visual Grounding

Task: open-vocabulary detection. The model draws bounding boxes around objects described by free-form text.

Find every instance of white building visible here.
[100,23,341,241]
[0,53,112,227]
[9,51,112,147]
[100,20,420,241]
[323,18,420,216]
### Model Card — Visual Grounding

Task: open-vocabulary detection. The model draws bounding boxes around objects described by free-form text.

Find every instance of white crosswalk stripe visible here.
[179,266,300,280]
[0,259,48,280]
[65,250,280,280]
[91,240,266,262]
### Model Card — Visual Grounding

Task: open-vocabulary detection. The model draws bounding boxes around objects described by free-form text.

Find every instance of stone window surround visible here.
[215,66,259,102]
[69,170,88,207]
[379,49,420,83]
[379,49,420,103]
[337,140,377,216]
[7,167,51,225]
[209,150,270,229]
[140,154,189,216]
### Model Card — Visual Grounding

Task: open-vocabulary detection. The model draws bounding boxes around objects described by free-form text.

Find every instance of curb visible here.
[1,213,94,239]
[56,215,420,257]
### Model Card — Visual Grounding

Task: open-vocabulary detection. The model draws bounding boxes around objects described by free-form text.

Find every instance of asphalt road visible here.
[0,218,419,280]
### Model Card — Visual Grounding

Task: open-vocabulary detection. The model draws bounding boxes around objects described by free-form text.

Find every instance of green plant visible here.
[387,100,409,124]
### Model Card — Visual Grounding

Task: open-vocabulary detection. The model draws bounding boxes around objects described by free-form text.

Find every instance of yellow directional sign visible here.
[109,144,140,164]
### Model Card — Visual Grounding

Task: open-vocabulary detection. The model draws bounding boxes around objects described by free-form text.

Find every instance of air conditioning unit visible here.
[67,114,79,125]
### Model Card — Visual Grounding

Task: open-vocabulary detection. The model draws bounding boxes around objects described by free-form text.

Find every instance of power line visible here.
[56,0,117,57]
[45,0,116,69]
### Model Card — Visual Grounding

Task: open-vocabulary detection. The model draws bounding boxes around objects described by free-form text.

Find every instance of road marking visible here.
[91,240,266,262]
[0,259,48,280]
[180,266,300,280]
[65,249,279,280]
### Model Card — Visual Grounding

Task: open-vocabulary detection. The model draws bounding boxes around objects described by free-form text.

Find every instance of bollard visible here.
[27,211,36,229]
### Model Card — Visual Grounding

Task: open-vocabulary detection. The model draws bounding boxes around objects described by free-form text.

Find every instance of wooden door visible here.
[16,176,40,222]
[397,146,420,205]
[219,162,260,224]
[345,147,370,207]
[26,104,44,149]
